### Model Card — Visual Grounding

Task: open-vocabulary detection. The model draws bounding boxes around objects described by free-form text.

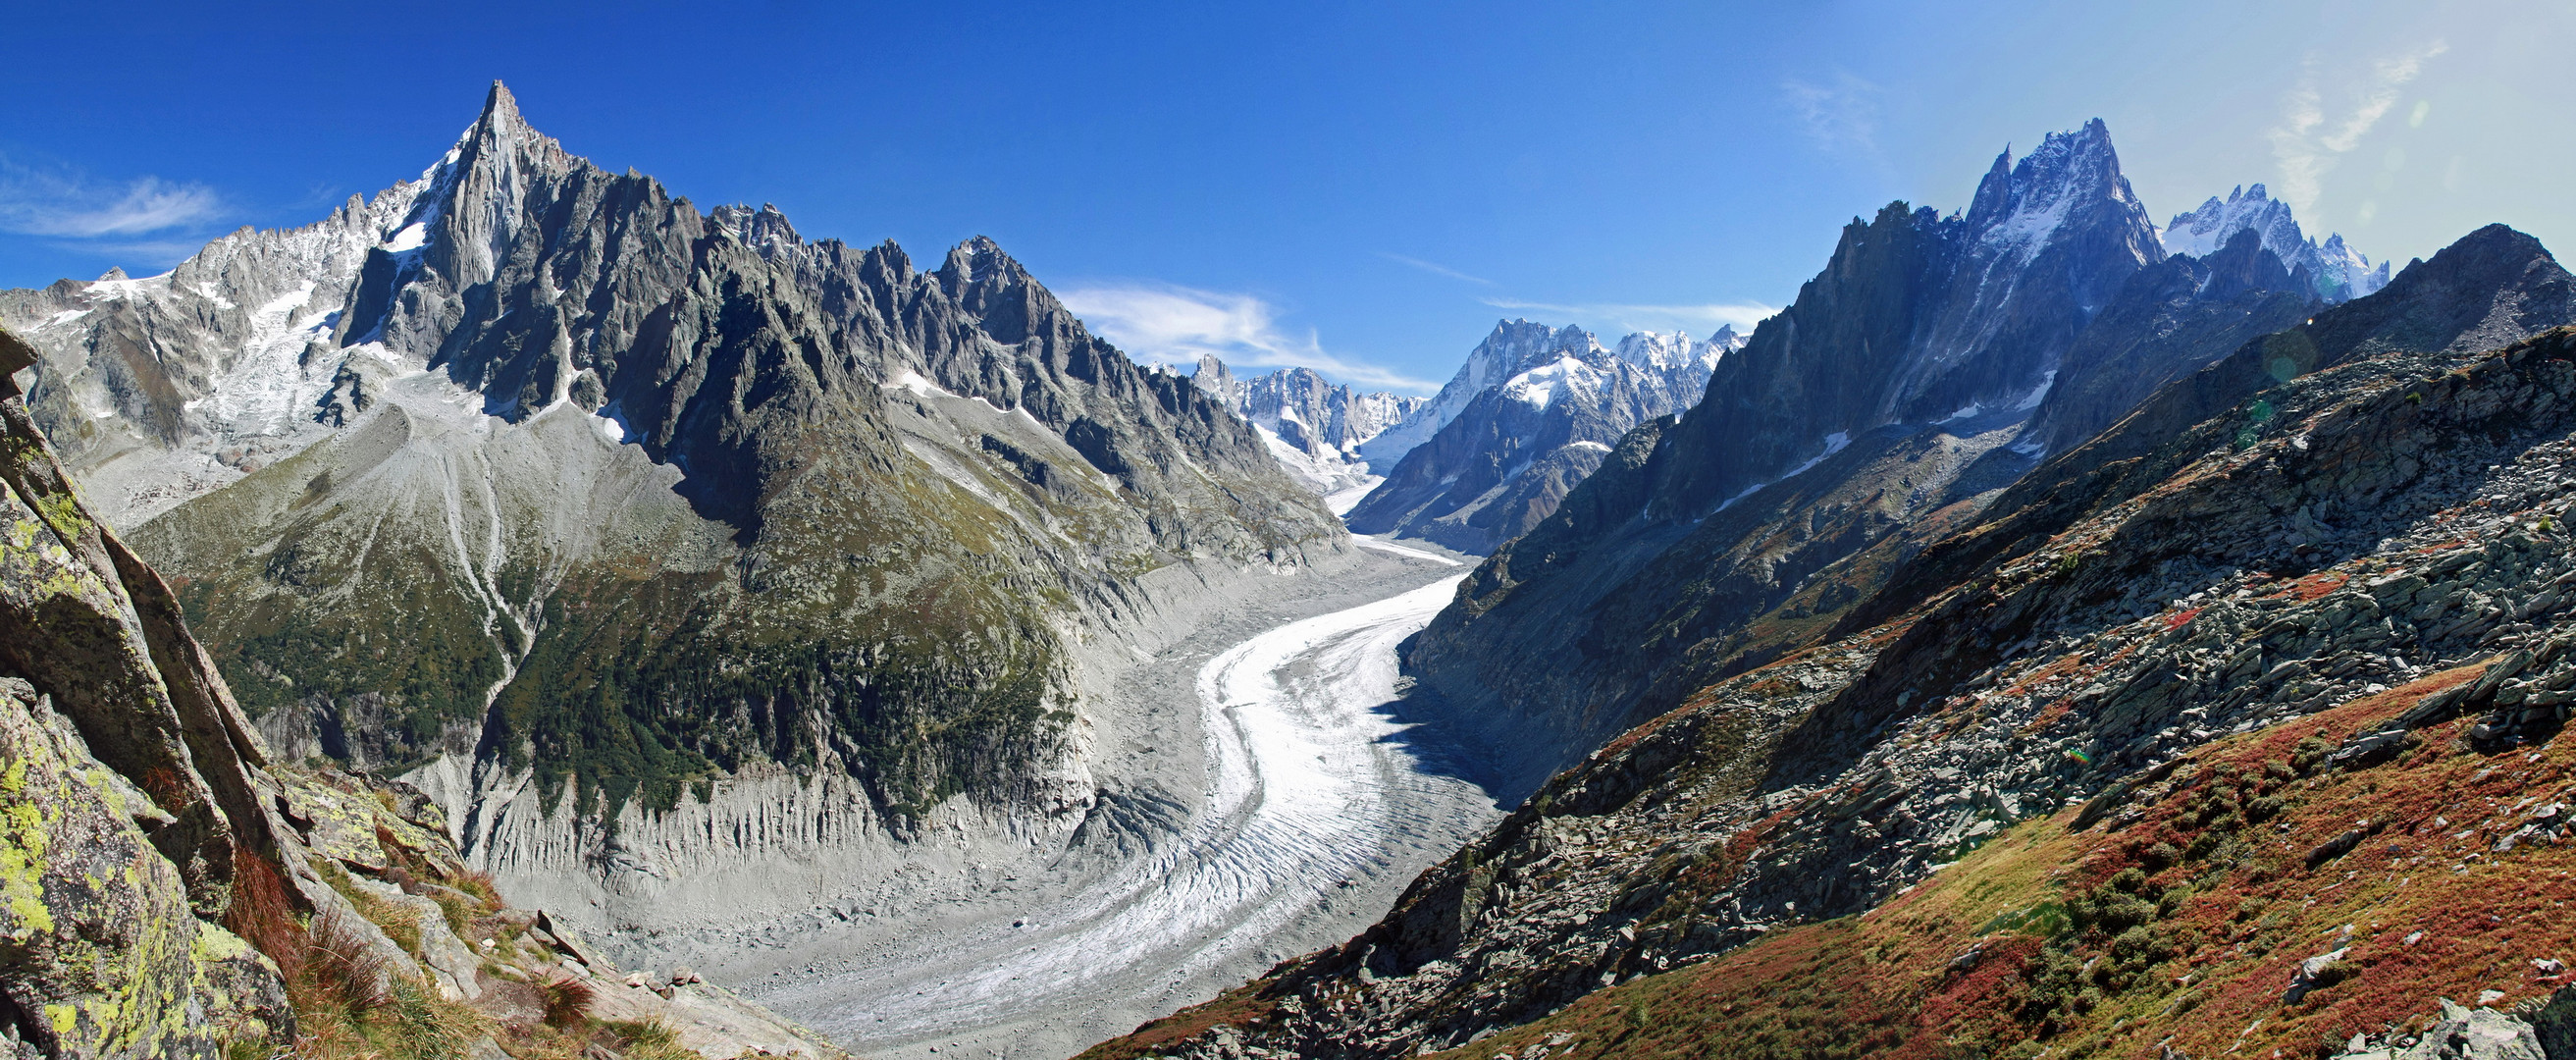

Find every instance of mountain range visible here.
[2164,182,2392,303]
[0,82,1354,943]
[1189,355,1426,507]
[14,81,2574,1060]
[1341,321,1740,554]
[1087,119,2576,1060]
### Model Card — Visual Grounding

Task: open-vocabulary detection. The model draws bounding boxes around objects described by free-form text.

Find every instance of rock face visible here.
[1081,260,2576,1058]
[0,327,298,1058]
[1341,321,1734,554]
[0,83,1344,935]
[1191,355,1425,503]
[2018,225,2322,457]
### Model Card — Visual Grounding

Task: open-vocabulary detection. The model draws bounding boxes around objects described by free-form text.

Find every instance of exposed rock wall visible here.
[0,326,299,1058]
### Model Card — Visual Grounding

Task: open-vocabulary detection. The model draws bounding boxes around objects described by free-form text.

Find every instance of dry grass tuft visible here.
[221,848,306,980]
[605,1018,707,1060]
[289,908,494,1060]
[541,970,597,1029]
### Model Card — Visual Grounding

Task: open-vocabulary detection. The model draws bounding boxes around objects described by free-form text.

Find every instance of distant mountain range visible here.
[1190,355,1426,508]
[2163,182,2390,302]
[1341,320,1740,553]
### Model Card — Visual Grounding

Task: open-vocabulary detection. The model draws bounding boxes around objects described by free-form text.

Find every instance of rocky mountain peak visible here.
[935,235,1059,345]
[478,79,526,135]
[710,202,804,259]
[1193,352,1243,402]
[1963,117,2138,257]
[1458,319,1602,385]
[2196,225,2301,300]
[1190,354,1426,499]
[2163,184,2299,257]
[1343,313,1727,551]
[936,234,1037,293]
[1610,331,1706,373]
[2162,182,2390,303]
[2302,222,2570,365]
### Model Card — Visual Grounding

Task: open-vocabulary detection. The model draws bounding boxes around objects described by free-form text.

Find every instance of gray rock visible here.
[2396,999,2545,1060]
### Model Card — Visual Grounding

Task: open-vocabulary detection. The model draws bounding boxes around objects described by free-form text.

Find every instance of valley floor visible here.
[654,540,1502,1059]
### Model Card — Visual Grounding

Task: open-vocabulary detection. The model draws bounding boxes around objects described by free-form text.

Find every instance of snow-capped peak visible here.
[1966,118,2142,267]
[2161,183,2389,303]
[1611,331,1699,373]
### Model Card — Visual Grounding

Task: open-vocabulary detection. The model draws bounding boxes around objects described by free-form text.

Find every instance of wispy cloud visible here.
[1378,252,1492,286]
[1481,296,1778,337]
[2268,40,2446,214]
[0,156,227,272]
[1059,283,1442,393]
[1781,71,1881,154]
[0,164,225,238]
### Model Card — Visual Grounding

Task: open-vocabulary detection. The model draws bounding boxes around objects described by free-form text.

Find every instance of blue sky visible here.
[3,0,2563,393]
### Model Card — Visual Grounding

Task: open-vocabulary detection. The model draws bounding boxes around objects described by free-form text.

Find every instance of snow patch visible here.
[1352,536,1462,566]
[1501,354,1604,412]
[886,370,956,399]
[596,401,638,445]
[1716,431,1852,514]
[81,272,174,301]
[384,222,430,252]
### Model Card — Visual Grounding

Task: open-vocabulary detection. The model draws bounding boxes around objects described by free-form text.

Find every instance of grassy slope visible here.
[1420,659,2576,1060]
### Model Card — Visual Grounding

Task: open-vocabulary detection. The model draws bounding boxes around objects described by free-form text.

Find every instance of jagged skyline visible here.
[0,1,2559,398]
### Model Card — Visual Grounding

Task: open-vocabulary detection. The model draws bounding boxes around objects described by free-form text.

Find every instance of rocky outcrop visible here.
[1343,322,1730,554]
[0,325,300,1058]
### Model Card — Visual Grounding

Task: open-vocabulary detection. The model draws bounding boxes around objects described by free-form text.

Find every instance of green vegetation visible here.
[489,564,1064,823]
[179,553,506,773]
